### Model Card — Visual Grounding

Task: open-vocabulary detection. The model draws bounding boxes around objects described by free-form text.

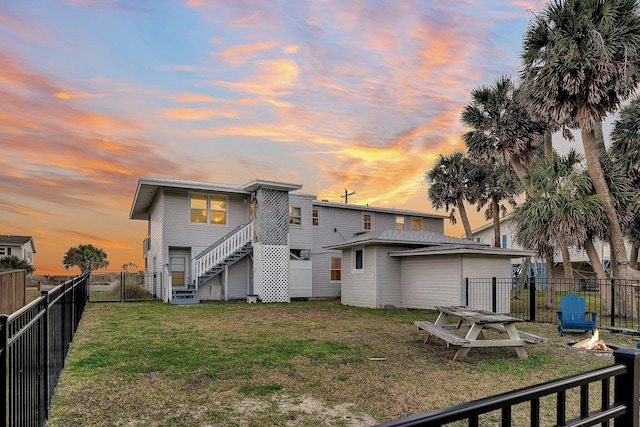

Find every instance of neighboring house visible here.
[129,177,531,307]
[0,235,36,265]
[466,215,630,279]
[326,230,531,310]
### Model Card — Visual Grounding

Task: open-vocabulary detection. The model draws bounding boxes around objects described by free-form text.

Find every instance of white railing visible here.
[194,222,254,287]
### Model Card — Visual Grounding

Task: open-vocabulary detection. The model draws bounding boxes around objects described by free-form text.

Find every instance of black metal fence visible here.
[88,271,156,302]
[0,272,90,427]
[376,348,640,427]
[466,277,640,331]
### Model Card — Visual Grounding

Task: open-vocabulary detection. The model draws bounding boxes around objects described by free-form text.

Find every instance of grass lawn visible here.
[46,299,639,426]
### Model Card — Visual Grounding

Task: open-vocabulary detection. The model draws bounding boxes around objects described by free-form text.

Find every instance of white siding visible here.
[289,194,314,252]
[340,247,377,308]
[461,255,512,313]
[376,246,402,308]
[400,256,462,309]
[290,259,312,298]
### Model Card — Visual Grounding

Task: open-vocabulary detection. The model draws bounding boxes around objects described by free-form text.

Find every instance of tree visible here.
[461,74,546,192]
[611,96,640,268]
[474,161,521,248]
[511,150,605,306]
[520,0,640,279]
[62,244,109,274]
[425,151,479,240]
[0,255,35,274]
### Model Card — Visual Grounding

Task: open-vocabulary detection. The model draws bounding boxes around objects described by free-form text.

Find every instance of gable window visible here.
[312,209,319,226]
[330,257,341,281]
[363,214,372,230]
[353,248,364,271]
[395,215,405,230]
[289,207,302,226]
[411,218,421,230]
[190,193,227,225]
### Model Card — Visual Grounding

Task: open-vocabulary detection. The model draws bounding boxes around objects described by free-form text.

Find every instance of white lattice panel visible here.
[260,244,290,303]
[256,189,289,245]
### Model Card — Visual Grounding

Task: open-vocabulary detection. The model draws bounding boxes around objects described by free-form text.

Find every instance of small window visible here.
[190,194,207,223]
[476,237,481,243]
[312,209,319,226]
[502,234,507,249]
[395,215,405,230]
[0,248,5,256]
[289,206,302,226]
[354,249,364,271]
[330,257,341,281]
[210,195,227,225]
[411,218,421,230]
[363,214,372,230]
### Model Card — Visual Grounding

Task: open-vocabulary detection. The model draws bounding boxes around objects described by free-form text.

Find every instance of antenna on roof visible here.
[341,188,355,204]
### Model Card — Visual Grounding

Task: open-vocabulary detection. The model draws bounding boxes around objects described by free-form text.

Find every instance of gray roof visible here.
[325,229,487,250]
[0,235,36,252]
[389,244,534,258]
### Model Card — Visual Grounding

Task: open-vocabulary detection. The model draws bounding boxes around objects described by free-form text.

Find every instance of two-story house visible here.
[130,177,532,308]
[0,235,36,266]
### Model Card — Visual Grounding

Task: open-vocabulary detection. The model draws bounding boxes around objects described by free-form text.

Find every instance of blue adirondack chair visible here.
[556,294,597,336]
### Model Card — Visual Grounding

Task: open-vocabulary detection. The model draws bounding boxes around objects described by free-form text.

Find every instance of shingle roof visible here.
[325,229,487,250]
[0,235,33,245]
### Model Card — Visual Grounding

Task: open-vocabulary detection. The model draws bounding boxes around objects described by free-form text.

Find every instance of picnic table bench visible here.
[415,306,544,361]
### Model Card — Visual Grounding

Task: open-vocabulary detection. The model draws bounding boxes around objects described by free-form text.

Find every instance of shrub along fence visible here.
[467,277,640,331]
[0,272,89,427]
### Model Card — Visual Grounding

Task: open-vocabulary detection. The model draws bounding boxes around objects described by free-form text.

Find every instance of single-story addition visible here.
[326,229,532,312]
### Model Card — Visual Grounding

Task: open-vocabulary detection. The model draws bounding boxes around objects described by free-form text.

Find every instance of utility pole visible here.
[341,188,355,204]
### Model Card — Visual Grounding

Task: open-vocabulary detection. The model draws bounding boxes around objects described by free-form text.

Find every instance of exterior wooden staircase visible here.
[171,223,254,305]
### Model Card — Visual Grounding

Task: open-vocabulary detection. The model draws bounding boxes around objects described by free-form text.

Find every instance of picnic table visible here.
[415,305,544,361]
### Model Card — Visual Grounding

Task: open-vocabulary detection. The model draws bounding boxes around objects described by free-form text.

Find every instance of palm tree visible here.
[611,97,640,268]
[425,151,479,240]
[474,162,521,247]
[511,150,605,306]
[520,0,640,280]
[461,75,546,193]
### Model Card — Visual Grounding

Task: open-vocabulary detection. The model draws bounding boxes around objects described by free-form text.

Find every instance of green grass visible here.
[46,300,639,427]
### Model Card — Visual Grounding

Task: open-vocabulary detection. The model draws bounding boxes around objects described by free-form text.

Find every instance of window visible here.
[190,193,227,225]
[312,209,319,226]
[395,215,405,230]
[502,234,507,249]
[411,218,421,230]
[363,214,372,230]
[0,248,8,256]
[289,207,302,226]
[330,257,341,281]
[354,248,364,271]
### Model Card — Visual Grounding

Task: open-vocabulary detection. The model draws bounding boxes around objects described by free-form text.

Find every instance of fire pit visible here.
[567,329,618,353]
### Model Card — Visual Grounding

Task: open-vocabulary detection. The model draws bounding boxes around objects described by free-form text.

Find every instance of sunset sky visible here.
[1,0,565,275]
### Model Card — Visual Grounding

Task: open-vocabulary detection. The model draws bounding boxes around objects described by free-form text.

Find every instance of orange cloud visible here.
[174,93,220,103]
[212,41,278,64]
[212,58,299,96]
[161,106,237,120]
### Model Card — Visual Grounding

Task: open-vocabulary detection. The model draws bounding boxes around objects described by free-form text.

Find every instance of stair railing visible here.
[194,222,254,287]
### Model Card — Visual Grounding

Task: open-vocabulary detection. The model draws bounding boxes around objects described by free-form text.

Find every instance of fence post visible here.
[465,278,469,306]
[40,290,50,422]
[611,279,616,329]
[0,314,7,427]
[613,349,640,427]
[120,272,125,302]
[492,277,497,313]
[529,277,536,322]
